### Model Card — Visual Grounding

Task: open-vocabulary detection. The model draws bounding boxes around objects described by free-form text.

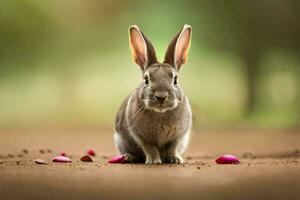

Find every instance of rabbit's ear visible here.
[164,25,192,70]
[129,25,157,70]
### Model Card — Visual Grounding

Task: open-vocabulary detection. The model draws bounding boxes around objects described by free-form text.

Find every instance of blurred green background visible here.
[0,0,299,129]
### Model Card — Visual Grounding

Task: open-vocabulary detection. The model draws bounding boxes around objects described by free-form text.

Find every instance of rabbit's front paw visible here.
[124,153,144,163]
[167,155,183,164]
[145,157,162,164]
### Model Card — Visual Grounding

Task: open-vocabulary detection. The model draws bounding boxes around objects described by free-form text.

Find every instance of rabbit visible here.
[114,24,192,164]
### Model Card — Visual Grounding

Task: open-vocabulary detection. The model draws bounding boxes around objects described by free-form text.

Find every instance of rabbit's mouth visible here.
[144,99,178,113]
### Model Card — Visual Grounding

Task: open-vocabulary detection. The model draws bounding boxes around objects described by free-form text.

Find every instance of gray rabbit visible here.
[114,25,192,164]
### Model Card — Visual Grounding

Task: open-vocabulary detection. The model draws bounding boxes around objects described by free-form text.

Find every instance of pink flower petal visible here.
[215,155,240,164]
[108,155,125,164]
[87,149,96,156]
[52,156,72,163]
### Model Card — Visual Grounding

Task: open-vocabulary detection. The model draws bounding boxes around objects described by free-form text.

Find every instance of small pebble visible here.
[80,155,93,162]
[7,153,14,158]
[17,154,24,158]
[47,149,52,153]
[186,156,192,160]
[34,159,48,165]
[293,149,300,156]
[39,149,45,154]
[22,149,28,154]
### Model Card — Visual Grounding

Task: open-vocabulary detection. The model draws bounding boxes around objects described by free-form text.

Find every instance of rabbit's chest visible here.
[129,100,192,146]
[137,114,188,146]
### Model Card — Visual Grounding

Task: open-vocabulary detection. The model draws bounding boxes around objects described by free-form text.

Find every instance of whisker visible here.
[128,105,146,123]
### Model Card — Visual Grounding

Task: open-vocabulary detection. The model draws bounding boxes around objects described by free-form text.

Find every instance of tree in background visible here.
[191,0,300,116]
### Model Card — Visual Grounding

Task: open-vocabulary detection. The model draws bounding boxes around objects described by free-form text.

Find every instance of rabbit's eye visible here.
[144,75,149,85]
[173,76,178,85]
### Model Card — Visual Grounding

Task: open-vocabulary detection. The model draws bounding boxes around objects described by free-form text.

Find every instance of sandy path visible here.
[0,128,299,200]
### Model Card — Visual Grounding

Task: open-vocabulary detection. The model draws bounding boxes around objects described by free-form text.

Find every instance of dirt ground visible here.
[0,128,299,200]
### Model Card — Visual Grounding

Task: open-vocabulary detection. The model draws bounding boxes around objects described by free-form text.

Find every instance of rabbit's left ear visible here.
[164,25,192,70]
[129,25,157,70]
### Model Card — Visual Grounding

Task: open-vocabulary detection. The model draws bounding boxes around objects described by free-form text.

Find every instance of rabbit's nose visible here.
[154,92,168,104]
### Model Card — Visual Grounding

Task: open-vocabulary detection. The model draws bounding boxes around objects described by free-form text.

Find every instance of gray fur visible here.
[114,25,192,164]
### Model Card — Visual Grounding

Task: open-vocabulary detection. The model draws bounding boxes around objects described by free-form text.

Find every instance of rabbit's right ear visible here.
[129,25,157,70]
[164,25,192,71]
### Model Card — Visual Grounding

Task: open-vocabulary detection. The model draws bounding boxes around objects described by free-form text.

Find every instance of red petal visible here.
[215,155,240,164]
[87,149,96,156]
[108,155,125,164]
[60,152,67,156]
